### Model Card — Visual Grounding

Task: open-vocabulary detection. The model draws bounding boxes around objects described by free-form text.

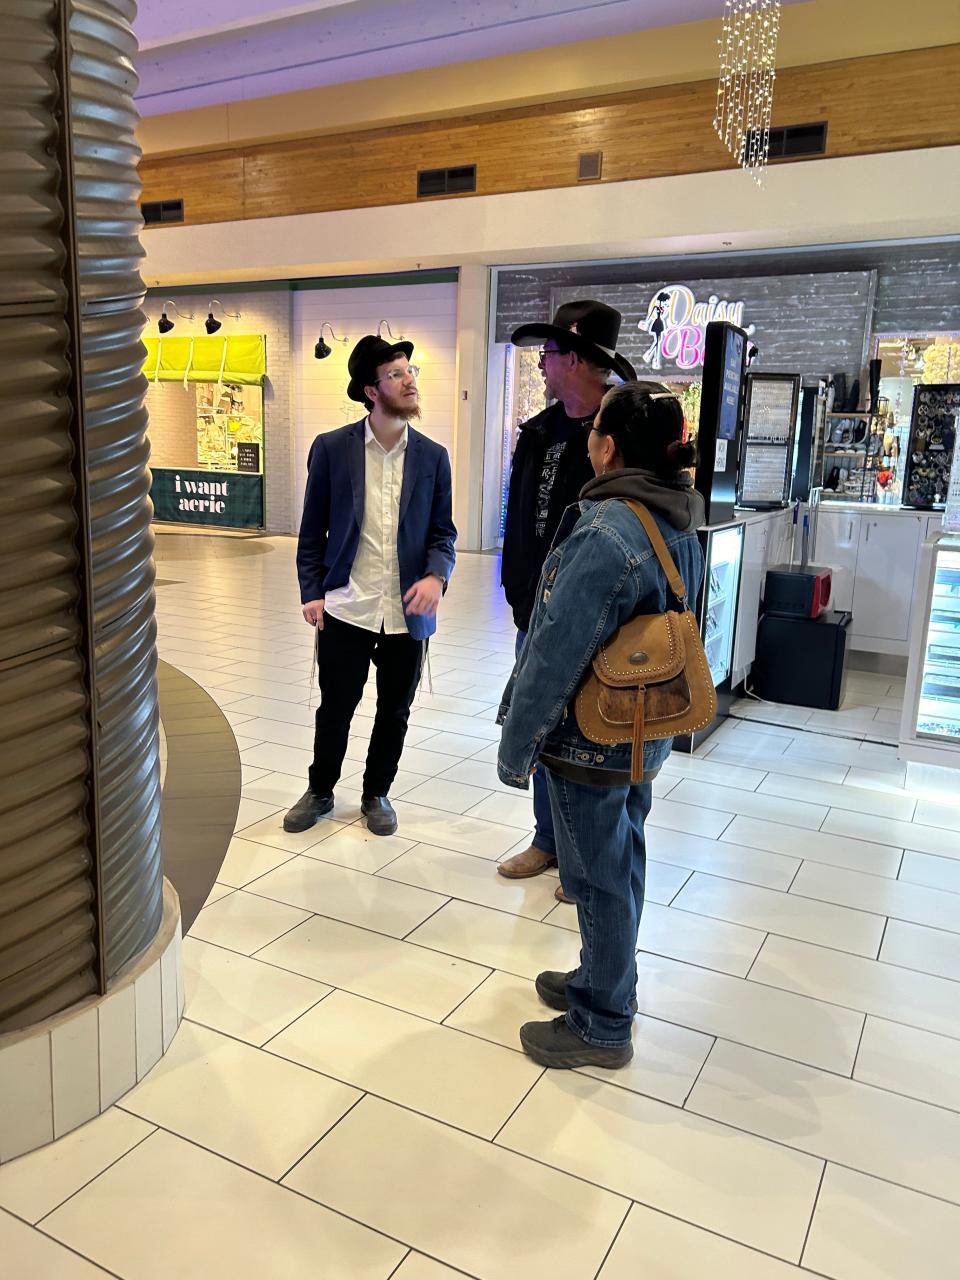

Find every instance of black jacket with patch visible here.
[500,401,595,632]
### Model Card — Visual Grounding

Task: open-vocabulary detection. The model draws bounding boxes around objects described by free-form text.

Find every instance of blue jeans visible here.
[545,768,653,1047]
[516,630,556,858]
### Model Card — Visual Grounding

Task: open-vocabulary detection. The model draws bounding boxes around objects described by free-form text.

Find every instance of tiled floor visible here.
[3,533,960,1279]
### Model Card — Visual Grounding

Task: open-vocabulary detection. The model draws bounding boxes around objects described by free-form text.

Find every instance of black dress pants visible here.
[309,612,424,798]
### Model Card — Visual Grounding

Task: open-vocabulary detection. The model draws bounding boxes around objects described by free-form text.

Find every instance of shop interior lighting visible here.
[157,300,193,333]
[314,323,349,360]
[205,299,241,334]
[377,320,404,340]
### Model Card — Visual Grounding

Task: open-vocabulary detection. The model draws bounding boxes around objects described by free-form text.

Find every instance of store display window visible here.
[143,334,267,529]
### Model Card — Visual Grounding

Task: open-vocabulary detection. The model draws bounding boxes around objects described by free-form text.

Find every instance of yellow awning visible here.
[142,334,267,385]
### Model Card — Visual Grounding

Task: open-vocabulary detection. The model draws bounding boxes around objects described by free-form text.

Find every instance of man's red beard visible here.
[378,385,422,421]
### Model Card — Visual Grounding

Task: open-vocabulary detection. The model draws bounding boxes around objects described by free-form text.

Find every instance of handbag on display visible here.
[575,501,717,782]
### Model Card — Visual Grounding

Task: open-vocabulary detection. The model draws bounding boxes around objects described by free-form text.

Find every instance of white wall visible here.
[292,282,459,530]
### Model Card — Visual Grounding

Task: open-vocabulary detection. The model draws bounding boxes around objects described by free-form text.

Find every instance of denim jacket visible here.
[497,482,704,790]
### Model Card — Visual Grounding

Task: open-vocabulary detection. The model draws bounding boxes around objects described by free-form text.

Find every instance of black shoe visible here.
[283,789,334,832]
[519,1016,633,1070]
[535,970,638,1016]
[361,795,397,837]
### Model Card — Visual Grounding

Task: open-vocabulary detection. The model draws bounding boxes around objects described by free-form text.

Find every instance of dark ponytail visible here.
[594,381,697,473]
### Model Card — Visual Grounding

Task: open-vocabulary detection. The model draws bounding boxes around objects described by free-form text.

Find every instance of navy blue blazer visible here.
[296,418,457,641]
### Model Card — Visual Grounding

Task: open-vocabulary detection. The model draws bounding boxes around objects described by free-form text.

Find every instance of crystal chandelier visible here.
[714,0,782,185]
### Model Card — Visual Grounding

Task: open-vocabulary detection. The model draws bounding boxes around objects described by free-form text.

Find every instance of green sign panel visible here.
[150,468,264,528]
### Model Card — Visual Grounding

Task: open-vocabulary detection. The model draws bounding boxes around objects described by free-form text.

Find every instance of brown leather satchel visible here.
[574,500,716,782]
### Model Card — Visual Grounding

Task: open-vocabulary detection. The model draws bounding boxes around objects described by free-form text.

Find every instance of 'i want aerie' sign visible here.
[638,286,755,371]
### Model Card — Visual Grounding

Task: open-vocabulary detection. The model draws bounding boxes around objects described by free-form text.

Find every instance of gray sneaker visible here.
[520,1016,633,1069]
[283,789,334,832]
[535,970,638,1015]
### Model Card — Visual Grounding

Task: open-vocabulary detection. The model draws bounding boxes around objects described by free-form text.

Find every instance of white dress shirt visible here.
[325,419,409,634]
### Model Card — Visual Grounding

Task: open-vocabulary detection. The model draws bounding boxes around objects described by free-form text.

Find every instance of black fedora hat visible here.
[347,334,415,403]
[511,300,635,382]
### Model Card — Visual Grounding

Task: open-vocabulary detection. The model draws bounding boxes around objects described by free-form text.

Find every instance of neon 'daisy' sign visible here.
[638,285,755,371]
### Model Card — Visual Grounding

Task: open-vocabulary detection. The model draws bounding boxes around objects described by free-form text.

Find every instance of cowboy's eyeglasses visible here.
[537,347,567,366]
[376,365,421,384]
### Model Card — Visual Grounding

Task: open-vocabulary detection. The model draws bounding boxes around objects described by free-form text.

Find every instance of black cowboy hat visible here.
[347,334,415,403]
[511,300,636,382]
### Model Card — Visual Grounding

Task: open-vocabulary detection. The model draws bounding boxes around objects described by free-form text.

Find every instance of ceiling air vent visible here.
[141,198,184,225]
[578,151,603,181]
[746,121,828,162]
[417,165,477,198]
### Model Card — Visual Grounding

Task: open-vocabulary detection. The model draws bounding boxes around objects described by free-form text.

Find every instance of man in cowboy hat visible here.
[284,334,456,837]
[498,300,635,893]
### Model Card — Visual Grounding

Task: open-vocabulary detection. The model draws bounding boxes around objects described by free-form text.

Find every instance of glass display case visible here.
[900,532,960,767]
[702,523,745,688]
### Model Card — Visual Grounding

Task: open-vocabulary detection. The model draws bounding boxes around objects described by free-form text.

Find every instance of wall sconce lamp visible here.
[157,300,193,333]
[205,299,241,334]
[377,320,404,340]
[315,323,349,359]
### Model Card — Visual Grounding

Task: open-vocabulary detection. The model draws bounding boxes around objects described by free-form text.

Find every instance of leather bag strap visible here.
[623,500,689,606]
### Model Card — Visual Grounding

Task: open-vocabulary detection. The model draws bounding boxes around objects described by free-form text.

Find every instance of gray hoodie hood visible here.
[580,468,705,532]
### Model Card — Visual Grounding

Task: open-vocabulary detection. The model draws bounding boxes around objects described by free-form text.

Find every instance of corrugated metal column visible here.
[0,0,163,1031]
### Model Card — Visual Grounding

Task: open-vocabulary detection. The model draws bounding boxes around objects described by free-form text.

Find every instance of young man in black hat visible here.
[498,300,635,894]
[284,335,457,837]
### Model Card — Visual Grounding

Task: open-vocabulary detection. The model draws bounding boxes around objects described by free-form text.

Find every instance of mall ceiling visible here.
[132,0,787,115]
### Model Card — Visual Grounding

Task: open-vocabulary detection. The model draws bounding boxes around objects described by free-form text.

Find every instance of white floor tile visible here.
[400,777,492,815]
[257,915,490,1021]
[302,824,415,873]
[793,862,959,937]
[644,858,695,903]
[182,936,331,1044]
[674,872,884,957]
[270,989,541,1138]
[241,741,315,777]
[667,779,829,831]
[803,1163,960,1280]
[647,796,735,839]
[0,1209,114,1278]
[250,855,448,938]
[445,970,713,1106]
[689,1039,960,1206]
[392,1255,467,1280]
[216,835,296,887]
[120,1021,359,1179]
[661,752,766,790]
[234,796,283,833]
[465,789,536,829]
[499,1072,822,1260]
[722,816,902,877]
[43,1129,403,1280]
[380,843,560,920]
[232,810,347,855]
[188,888,311,955]
[822,808,960,862]
[407,899,582,980]
[406,706,501,741]
[881,919,960,982]
[709,746,850,785]
[759,773,916,821]
[415,731,494,759]
[751,935,960,1040]
[227,695,315,726]
[0,1108,153,1224]
[633,952,863,1074]
[899,849,960,893]
[597,1200,814,1280]
[914,796,960,831]
[284,1095,628,1280]
[644,827,800,891]
[855,1016,960,1114]
[390,800,523,858]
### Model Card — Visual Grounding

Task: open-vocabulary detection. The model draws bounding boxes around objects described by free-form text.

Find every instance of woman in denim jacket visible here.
[497,382,705,1069]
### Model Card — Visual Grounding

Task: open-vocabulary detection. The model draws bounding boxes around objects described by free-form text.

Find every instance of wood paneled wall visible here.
[139,46,960,229]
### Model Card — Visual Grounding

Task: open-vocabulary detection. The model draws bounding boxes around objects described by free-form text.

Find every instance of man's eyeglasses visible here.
[537,347,566,366]
[376,364,421,384]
